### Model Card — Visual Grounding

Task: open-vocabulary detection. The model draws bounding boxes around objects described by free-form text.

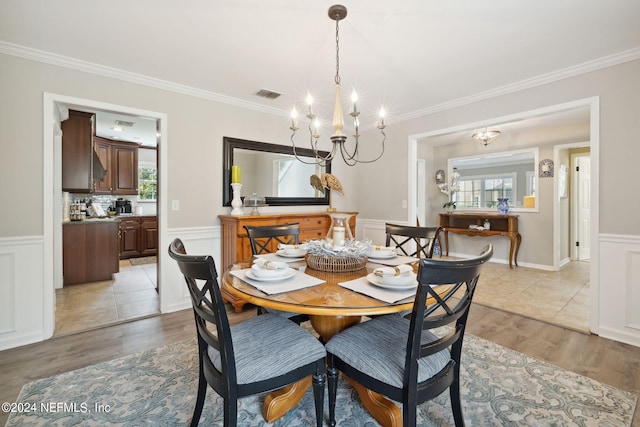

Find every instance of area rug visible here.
[129,256,157,266]
[6,334,636,426]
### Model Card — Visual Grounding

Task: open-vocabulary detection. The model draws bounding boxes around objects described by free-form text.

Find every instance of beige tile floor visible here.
[471,260,590,333]
[54,259,159,336]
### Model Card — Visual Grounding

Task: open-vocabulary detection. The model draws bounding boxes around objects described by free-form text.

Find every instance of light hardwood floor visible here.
[1,302,638,426]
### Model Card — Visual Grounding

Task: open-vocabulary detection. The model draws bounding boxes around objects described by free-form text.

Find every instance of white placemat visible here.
[339,276,417,304]
[255,253,305,262]
[366,255,420,267]
[230,268,324,295]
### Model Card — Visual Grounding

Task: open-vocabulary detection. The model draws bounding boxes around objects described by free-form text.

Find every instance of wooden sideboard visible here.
[219,212,357,311]
[439,213,521,268]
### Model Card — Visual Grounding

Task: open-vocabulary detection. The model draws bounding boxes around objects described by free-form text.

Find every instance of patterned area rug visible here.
[6,334,636,426]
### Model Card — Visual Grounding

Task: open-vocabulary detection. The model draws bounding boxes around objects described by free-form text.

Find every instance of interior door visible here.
[575,155,591,260]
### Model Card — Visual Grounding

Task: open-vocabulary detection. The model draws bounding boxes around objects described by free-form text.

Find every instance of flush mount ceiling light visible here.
[289,4,386,166]
[472,127,501,146]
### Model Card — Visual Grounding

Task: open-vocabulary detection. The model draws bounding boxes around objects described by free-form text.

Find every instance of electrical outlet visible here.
[172,200,180,211]
[401,200,407,209]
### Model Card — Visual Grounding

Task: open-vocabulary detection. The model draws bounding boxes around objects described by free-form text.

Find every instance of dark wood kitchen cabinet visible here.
[62,110,107,193]
[118,215,158,259]
[140,216,158,256]
[119,217,141,259]
[63,221,119,285]
[94,137,139,195]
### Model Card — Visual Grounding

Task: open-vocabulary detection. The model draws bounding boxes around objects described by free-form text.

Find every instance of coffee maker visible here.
[114,198,132,214]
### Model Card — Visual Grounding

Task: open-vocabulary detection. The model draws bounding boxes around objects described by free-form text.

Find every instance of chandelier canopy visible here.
[472,127,501,146]
[289,5,386,166]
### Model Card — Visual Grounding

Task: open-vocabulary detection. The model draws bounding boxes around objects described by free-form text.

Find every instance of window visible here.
[138,165,157,201]
[456,173,515,209]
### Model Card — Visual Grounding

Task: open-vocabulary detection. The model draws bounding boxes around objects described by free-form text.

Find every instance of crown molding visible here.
[2,41,639,123]
[0,41,282,116]
[396,47,640,123]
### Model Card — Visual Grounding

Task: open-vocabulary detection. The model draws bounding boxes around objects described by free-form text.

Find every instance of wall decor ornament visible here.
[539,159,554,178]
[435,169,445,184]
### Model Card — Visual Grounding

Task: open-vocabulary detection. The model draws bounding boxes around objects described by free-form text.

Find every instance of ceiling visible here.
[2,1,639,143]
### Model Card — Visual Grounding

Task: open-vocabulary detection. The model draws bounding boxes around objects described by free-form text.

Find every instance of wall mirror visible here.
[223,136,331,206]
[448,148,538,211]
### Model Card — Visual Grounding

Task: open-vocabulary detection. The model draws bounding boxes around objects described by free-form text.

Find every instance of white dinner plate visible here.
[245,268,297,282]
[366,273,418,290]
[367,251,396,259]
[276,249,307,258]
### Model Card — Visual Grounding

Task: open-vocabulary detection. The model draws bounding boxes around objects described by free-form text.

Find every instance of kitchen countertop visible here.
[63,214,158,225]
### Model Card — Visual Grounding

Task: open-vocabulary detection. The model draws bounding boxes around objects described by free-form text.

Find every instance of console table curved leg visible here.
[262,377,311,423]
[508,235,516,269]
[514,233,522,266]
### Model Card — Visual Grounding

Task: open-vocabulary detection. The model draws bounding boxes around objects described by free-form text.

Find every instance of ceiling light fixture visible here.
[289,4,386,166]
[472,127,501,146]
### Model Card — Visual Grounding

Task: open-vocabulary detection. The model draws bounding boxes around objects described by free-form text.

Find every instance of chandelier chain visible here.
[335,12,340,85]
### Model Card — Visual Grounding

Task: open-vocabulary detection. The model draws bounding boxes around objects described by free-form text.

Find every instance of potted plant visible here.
[442,201,456,213]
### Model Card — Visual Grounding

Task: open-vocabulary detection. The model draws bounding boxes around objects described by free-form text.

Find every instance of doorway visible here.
[406,97,599,334]
[43,93,168,338]
[572,153,591,261]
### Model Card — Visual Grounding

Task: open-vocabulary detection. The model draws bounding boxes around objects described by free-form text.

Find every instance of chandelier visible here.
[472,127,501,146]
[289,5,386,167]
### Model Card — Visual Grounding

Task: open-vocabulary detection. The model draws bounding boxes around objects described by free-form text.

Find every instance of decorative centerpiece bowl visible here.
[304,239,369,272]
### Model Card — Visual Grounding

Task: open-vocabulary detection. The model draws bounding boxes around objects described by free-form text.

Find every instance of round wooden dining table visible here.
[222,259,447,427]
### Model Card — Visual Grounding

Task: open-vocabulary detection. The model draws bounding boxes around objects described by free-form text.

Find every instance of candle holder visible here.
[326,212,354,246]
[230,183,243,215]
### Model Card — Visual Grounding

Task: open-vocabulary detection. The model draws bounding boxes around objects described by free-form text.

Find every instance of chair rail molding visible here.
[0,235,47,351]
[597,233,640,348]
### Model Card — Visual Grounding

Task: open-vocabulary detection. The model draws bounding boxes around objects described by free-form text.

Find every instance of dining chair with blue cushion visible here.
[244,223,309,324]
[385,223,442,259]
[168,238,326,427]
[325,245,493,427]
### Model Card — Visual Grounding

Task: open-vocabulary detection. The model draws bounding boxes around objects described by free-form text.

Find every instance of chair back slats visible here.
[404,245,493,388]
[168,238,236,380]
[244,223,300,255]
[385,223,441,259]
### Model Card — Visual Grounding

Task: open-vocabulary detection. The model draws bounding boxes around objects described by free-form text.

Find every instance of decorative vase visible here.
[497,198,509,215]
[446,205,455,214]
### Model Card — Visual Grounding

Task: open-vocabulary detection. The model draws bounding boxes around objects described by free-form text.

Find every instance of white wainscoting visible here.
[161,226,221,314]
[0,236,47,351]
[597,233,640,347]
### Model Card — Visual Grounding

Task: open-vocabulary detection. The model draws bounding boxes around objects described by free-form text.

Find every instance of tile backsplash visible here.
[65,193,157,216]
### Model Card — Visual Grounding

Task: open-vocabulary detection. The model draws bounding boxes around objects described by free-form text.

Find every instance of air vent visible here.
[115,120,135,127]
[255,89,282,100]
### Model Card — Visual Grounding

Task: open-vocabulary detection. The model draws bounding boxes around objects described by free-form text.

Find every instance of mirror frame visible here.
[447,147,539,212]
[223,136,331,207]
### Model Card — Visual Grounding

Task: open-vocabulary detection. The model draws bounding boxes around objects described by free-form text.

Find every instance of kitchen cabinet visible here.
[218,212,357,312]
[94,136,139,195]
[119,217,141,259]
[140,216,158,256]
[63,221,119,285]
[62,110,107,193]
[118,215,158,259]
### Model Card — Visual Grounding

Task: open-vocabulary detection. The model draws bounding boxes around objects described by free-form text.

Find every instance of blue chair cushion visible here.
[208,314,325,384]
[325,315,450,388]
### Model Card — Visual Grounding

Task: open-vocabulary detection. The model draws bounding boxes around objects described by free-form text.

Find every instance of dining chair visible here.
[385,223,442,259]
[326,245,493,427]
[244,223,300,255]
[168,238,326,427]
[244,223,309,324]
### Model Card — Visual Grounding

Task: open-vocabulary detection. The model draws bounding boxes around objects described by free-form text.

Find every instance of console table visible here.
[439,213,521,268]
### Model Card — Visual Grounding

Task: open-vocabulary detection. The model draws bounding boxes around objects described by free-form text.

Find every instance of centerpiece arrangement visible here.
[304,238,370,272]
